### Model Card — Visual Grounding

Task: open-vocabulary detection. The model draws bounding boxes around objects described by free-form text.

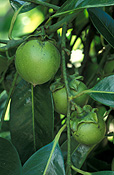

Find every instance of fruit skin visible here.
[15,39,61,85]
[52,87,68,115]
[70,107,106,146]
[52,79,88,115]
[74,118,106,145]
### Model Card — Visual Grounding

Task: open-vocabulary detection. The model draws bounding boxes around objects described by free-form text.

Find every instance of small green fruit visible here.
[15,39,61,85]
[70,107,106,146]
[51,79,88,115]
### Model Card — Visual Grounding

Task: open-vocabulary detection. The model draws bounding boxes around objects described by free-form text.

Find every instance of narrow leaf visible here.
[23,141,65,175]
[54,0,114,17]
[0,137,22,175]
[89,75,114,107]
[88,8,114,48]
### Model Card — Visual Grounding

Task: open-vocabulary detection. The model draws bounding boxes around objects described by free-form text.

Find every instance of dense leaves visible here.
[0,0,114,175]
[9,80,54,164]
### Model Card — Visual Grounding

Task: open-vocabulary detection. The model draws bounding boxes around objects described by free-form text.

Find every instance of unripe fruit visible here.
[70,107,106,146]
[15,39,61,85]
[51,79,88,115]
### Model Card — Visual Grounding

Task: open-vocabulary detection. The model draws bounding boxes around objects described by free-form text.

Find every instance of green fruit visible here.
[15,39,61,85]
[70,107,106,146]
[52,87,68,115]
[52,79,88,115]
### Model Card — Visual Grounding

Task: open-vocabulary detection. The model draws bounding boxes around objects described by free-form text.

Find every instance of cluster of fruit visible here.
[15,39,106,146]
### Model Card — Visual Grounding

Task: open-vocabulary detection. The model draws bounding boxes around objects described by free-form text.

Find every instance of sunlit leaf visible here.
[89,75,114,107]
[23,141,65,175]
[88,8,114,48]
[0,137,22,175]
[54,0,114,17]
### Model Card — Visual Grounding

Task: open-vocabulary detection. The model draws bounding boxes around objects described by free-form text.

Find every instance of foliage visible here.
[0,0,114,175]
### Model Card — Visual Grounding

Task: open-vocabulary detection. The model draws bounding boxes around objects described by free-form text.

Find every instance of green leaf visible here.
[34,83,54,148]
[89,75,114,107]
[92,171,114,175]
[9,80,54,164]
[54,0,114,17]
[9,80,34,164]
[9,0,36,13]
[88,8,114,48]
[61,137,94,169]
[23,141,65,175]
[0,137,22,175]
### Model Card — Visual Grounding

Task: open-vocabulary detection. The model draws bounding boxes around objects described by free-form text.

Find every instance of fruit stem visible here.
[71,165,92,175]
[31,84,36,152]
[61,23,71,175]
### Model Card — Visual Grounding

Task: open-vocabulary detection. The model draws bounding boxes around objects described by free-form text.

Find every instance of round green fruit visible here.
[15,39,61,85]
[70,110,106,146]
[52,80,88,115]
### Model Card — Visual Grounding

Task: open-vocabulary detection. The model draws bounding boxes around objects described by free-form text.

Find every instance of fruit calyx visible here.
[70,105,98,132]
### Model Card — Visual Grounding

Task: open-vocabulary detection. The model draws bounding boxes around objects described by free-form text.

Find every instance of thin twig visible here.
[61,23,71,175]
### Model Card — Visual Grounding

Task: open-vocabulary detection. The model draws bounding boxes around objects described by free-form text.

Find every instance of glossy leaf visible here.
[89,75,114,107]
[9,0,36,13]
[54,0,114,17]
[23,141,65,175]
[88,8,114,48]
[9,80,54,164]
[61,137,94,169]
[92,171,114,175]
[0,137,22,175]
